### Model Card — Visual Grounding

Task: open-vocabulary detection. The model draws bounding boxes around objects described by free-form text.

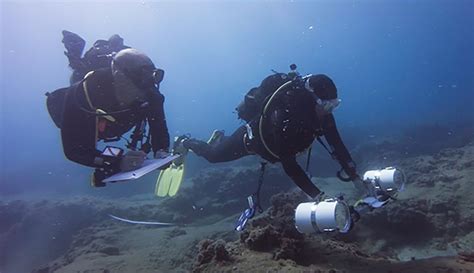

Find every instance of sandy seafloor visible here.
[1,127,474,273]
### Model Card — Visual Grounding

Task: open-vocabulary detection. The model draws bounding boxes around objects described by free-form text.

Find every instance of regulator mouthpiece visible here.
[295,198,351,234]
[363,167,406,196]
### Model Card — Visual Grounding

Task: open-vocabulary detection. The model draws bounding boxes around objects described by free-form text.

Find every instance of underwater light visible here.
[294,167,406,234]
[363,167,406,197]
[294,198,351,234]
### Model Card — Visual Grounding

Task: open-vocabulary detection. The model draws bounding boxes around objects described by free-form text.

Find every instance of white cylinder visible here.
[380,167,405,192]
[295,202,317,234]
[295,199,351,234]
[314,200,338,232]
[379,167,396,191]
[363,170,381,181]
[363,167,405,193]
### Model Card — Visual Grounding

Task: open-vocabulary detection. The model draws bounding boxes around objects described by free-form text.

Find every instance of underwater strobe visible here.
[294,167,406,234]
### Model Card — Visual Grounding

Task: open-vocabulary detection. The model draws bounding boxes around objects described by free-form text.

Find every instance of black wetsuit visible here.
[60,68,169,169]
[184,75,357,198]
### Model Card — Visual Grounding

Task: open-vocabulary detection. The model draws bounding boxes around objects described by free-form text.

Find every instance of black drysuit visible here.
[59,68,169,169]
[184,77,357,198]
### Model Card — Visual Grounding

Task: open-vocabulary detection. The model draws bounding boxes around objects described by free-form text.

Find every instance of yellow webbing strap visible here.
[82,71,96,110]
[82,71,117,145]
[80,71,99,143]
[82,71,116,123]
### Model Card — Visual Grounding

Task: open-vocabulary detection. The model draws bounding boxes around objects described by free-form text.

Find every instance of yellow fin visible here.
[155,168,173,197]
[167,163,185,197]
[155,160,186,197]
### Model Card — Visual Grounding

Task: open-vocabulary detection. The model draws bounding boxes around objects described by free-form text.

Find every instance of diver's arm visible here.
[322,114,358,179]
[280,156,321,198]
[147,91,170,154]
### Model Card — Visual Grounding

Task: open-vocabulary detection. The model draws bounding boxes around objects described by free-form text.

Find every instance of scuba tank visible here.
[235,64,299,123]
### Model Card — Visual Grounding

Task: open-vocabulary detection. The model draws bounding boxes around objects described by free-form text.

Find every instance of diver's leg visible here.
[184,126,249,163]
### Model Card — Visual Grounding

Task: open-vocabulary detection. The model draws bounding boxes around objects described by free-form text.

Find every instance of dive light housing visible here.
[294,167,405,234]
[295,198,351,234]
[363,167,406,197]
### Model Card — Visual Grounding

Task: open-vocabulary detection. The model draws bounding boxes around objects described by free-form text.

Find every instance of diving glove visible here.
[120,150,146,172]
[174,135,190,153]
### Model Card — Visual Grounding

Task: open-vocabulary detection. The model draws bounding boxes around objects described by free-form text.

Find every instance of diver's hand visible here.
[120,150,146,172]
[154,149,170,159]
[173,135,190,155]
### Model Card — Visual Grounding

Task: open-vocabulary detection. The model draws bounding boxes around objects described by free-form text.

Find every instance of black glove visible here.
[61,30,85,58]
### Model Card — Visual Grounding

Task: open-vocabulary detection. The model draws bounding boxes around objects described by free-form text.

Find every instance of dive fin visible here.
[167,162,185,197]
[155,135,189,197]
[156,167,173,197]
[155,160,186,197]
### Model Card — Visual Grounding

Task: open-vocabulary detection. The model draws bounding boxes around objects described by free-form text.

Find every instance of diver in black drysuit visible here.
[48,48,170,185]
[183,73,360,198]
[60,67,170,168]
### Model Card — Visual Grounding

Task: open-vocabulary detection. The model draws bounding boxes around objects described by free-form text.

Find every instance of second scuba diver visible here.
[179,66,362,199]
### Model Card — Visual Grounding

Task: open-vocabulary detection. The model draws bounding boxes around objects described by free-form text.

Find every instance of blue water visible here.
[1,0,473,196]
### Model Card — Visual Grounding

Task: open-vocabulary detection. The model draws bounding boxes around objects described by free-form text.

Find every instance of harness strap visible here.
[82,71,116,123]
[252,161,266,213]
[305,146,313,173]
[316,136,334,157]
[317,136,354,182]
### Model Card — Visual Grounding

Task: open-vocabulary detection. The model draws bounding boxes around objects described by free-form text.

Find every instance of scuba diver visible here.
[46,48,170,187]
[179,65,362,200]
[61,30,130,84]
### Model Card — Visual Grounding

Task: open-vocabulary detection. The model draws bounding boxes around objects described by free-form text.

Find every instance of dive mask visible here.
[304,76,341,113]
[317,98,341,113]
[121,64,165,89]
